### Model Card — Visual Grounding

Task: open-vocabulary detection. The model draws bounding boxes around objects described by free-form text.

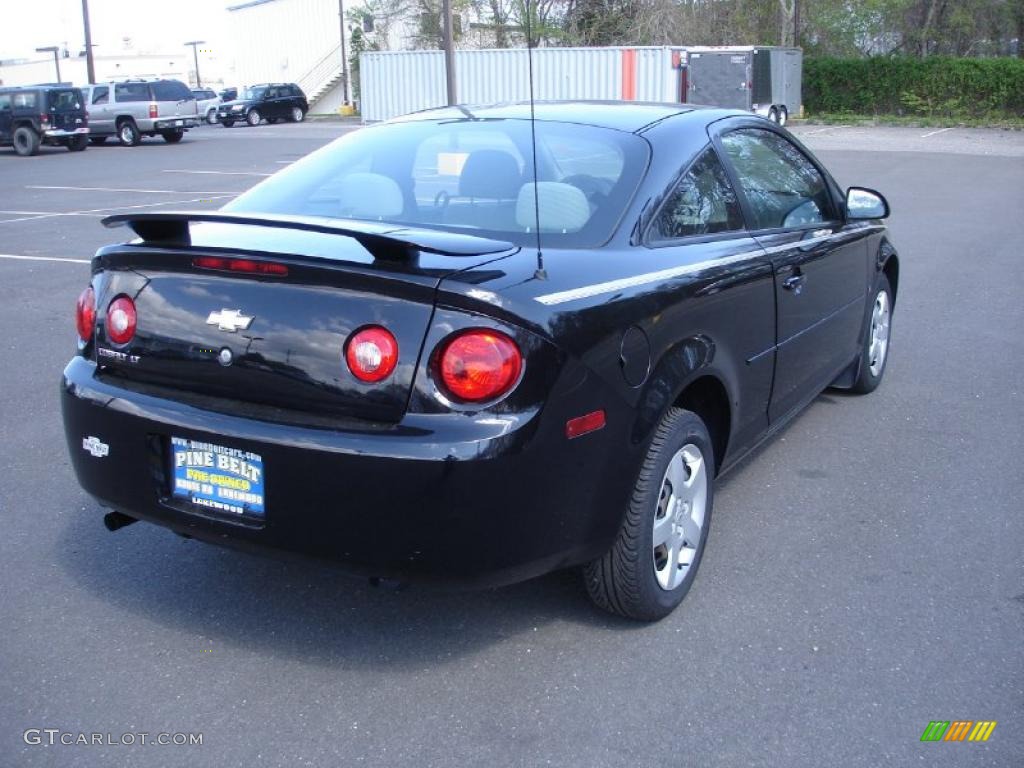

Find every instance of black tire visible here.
[206,109,218,125]
[13,126,41,156]
[767,107,779,124]
[246,109,261,127]
[117,120,141,147]
[777,106,789,126]
[222,119,235,128]
[89,136,107,146]
[584,407,715,621]
[290,106,305,123]
[67,135,88,152]
[160,129,184,144]
[850,274,894,394]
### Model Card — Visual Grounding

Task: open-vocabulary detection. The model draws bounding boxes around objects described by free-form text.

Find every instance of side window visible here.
[720,129,834,230]
[0,93,11,111]
[92,86,109,105]
[115,82,152,102]
[649,148,744,242]
[13,91,38,109]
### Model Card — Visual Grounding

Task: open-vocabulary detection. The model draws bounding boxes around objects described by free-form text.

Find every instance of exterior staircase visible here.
[297,44,346,110]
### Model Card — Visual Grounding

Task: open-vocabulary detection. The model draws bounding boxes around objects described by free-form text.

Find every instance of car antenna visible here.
[524,1,546,280]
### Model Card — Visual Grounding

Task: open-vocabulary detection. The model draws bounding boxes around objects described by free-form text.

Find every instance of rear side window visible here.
[152,80,193,101]
[12,91,38,109]
[649,148,744,242]
[0,93,10,110]
[91,86,109,105]
[115,82,151,102]
[720,129,834,230]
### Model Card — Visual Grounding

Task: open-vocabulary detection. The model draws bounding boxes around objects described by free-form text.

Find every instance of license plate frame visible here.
[169,437,265,518]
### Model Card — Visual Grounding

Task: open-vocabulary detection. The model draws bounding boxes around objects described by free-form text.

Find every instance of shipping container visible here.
[358,46,801,123]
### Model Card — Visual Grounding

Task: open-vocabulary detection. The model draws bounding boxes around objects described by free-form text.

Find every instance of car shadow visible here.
[54,504,641,669]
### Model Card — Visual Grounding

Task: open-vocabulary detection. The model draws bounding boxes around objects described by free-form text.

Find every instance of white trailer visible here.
[358,45,802,124]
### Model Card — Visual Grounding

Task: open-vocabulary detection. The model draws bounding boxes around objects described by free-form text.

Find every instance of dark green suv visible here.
[216,83,308,127]
[0,85,89,156]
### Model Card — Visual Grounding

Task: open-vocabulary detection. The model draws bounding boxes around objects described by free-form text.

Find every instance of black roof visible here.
[391,100,741,133]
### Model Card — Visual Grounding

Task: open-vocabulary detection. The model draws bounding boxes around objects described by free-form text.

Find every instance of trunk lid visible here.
[92,216,515,424]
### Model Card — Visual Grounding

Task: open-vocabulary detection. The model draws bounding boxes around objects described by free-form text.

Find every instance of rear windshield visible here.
[50,89,83,111]
[226,119,649,248]
[152,80,193,102]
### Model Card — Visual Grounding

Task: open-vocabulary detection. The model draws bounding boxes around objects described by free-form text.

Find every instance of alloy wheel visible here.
[652,444,708,591]
[868,290,891,377]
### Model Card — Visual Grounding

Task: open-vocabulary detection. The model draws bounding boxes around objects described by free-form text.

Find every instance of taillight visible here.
[106,296,137,345]
[75,286,96,342]
[438,330,522,403]
[40,113,50,126]
[149,103,159,118]
[346,326,398,383]
[193,256,288,276]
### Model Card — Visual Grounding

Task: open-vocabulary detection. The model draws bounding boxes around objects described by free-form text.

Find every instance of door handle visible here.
[783,273,806,294]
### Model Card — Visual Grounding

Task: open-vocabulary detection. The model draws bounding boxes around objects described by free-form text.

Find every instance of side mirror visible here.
[846,187,890,220]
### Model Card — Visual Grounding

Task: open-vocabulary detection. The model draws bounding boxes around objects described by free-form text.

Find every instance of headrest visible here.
[459,150,522,199]
[515,182,590,233]
[338,172,403,219]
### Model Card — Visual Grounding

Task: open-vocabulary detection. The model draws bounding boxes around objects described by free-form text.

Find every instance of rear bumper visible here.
[44,127,89,138]
[152,118,198,131]
[61,356,634,587]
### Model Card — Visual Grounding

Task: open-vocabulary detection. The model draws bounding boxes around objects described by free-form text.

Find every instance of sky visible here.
[0,0,232,61]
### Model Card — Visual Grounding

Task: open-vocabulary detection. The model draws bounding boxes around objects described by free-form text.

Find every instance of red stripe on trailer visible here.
[621,49,637,101]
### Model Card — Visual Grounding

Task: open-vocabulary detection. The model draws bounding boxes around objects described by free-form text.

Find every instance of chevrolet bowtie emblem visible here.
[206,309,254,333]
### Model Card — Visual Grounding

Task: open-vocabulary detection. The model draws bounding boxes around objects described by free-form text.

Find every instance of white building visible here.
[0,52,194,88]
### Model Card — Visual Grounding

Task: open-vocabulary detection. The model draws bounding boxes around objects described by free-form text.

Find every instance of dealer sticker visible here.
[170,437,265,517]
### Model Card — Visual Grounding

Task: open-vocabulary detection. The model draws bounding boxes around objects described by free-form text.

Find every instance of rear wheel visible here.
[767,107,779,123]
[89,136,107,146]
[850,275,893,394]
[117,120,141,147]
[290,106,305,122]
[67,135,88,152]
[13,126,41,156]
[777,106,789,126]
[246,109,261,127]
[584,407,714,621]
[160,129,184,144]
[206,109,218,125]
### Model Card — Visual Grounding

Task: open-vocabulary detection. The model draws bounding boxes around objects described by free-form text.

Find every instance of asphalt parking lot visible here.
[2,121,1022,767]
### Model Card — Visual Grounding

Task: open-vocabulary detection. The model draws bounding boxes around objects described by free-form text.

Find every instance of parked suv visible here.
[0,85,89,156]
[217,83,307,127]
[84,79,198,146]
[191,87,221,124]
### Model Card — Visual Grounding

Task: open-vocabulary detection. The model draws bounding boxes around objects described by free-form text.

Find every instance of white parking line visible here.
[0,195,235,224]
[26,185,237,195]
[0,253,89,264]
[802,125,850,136]
[162,169,273,177]
[921,126,955,138]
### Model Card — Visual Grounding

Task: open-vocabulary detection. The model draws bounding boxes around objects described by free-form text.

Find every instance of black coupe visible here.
[62,102,898,620]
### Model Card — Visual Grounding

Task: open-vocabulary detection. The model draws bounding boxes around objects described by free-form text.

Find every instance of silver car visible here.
[191,88,221,124]
[84,79,199,146]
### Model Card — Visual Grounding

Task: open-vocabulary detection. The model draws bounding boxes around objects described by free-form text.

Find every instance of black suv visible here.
[0,85,89,156]
[217,83,308,127]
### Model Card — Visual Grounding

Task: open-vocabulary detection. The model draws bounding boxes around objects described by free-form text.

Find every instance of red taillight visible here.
[193,256,288,276]
[149,103,158,118]
[40,113,50,126]
[346,326,398,383]
[438,330,522,403]
[75,286,96,341]
[106,296,137,345]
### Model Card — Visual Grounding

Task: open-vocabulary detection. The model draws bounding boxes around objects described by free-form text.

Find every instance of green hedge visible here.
[804,56,1024,118]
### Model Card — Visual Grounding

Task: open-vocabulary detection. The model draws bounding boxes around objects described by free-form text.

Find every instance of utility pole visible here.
[81,0,95,83]
[338,0,350,105]
[793,0,801,47]
[184,40,205,87]
[442,0,457,105]
[35,46,62,83]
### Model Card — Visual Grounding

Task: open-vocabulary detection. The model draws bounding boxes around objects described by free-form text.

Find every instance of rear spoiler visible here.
[101,211,515,261]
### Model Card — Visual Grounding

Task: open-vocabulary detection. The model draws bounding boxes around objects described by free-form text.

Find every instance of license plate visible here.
[170,437,265,517]
[174,120,183,127]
